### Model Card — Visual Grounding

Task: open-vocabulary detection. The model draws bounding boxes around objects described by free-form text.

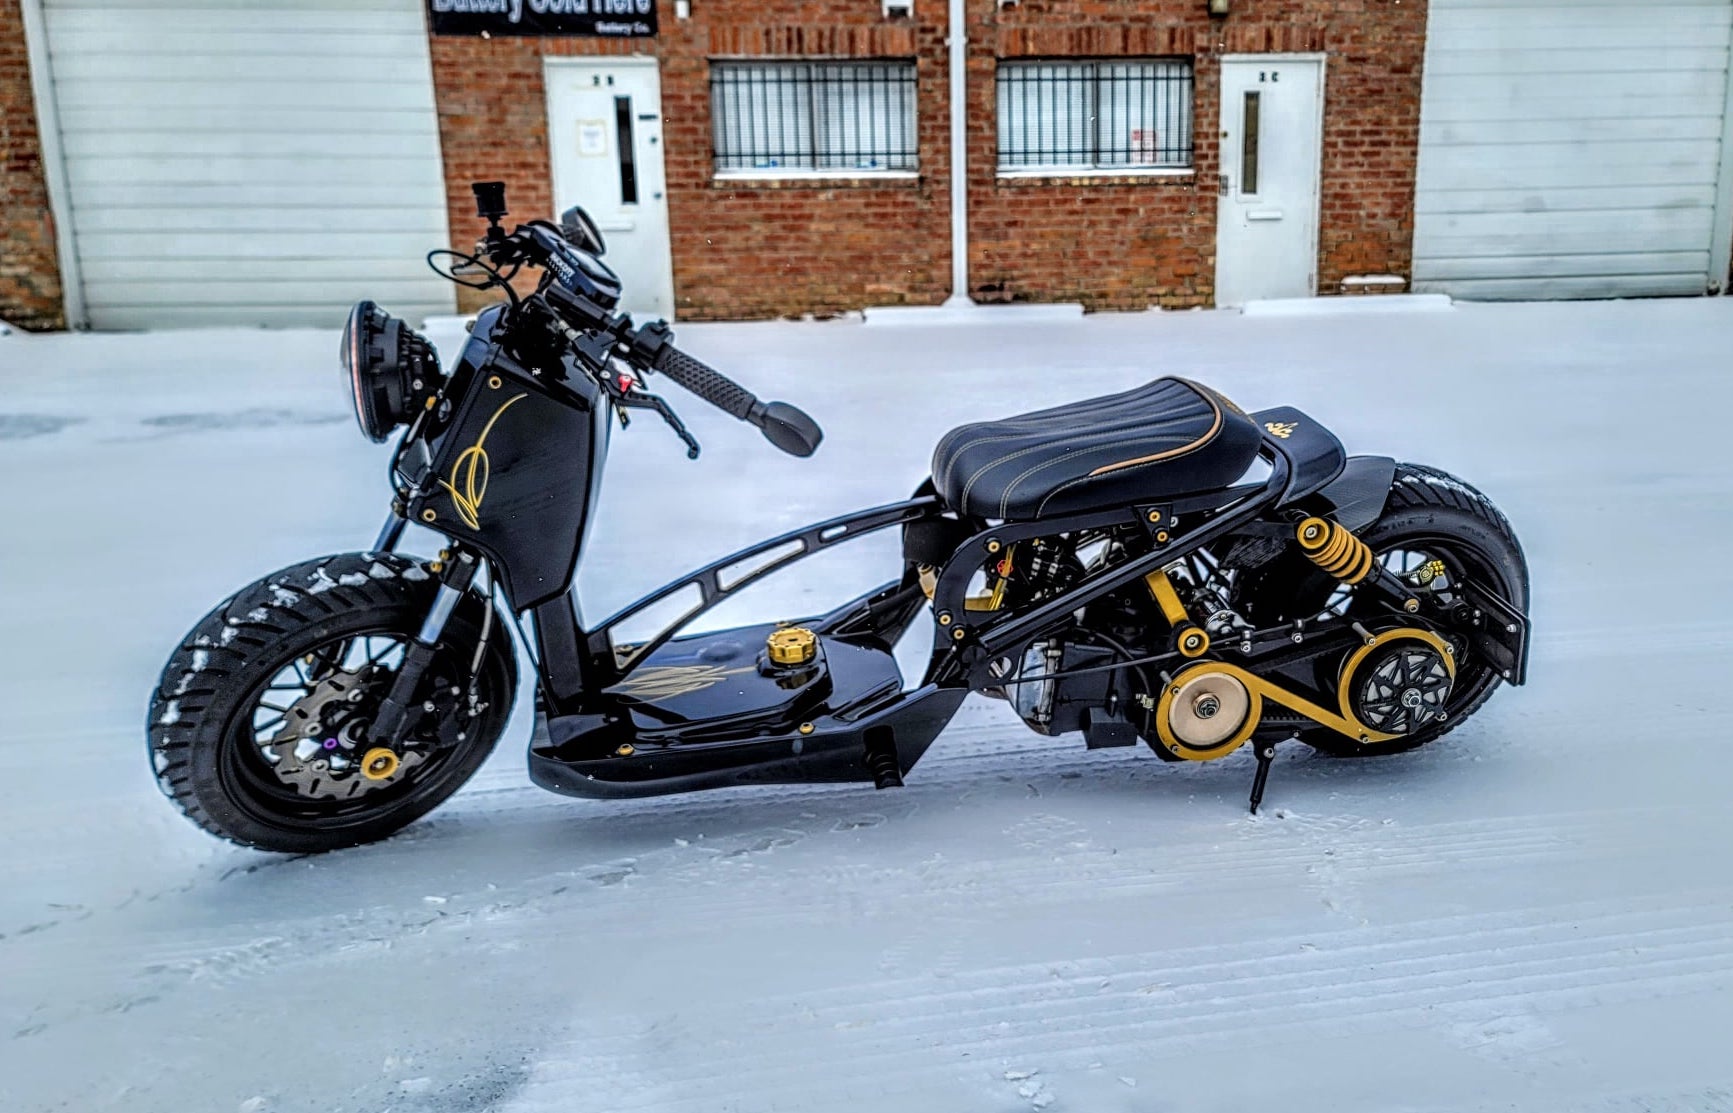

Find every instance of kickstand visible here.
[1248,743,1277,815]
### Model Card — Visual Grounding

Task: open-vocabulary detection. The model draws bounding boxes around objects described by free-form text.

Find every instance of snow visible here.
[3,298,1733,1112]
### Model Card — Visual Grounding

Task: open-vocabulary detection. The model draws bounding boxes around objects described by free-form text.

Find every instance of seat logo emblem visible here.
[442,393,527,530]
[1264,421,1297,440]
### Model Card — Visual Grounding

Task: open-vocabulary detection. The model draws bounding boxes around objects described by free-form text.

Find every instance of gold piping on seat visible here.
[1086,396,1223,478]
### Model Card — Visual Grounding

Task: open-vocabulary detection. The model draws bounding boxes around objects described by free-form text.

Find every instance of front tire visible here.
[148,553,517,853]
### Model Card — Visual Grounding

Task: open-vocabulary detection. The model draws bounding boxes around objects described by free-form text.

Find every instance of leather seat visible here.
[932,378,1263,520]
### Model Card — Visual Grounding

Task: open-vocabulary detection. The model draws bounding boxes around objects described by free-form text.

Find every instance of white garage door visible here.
[1414,0,1733,300]
[41,0,454,329]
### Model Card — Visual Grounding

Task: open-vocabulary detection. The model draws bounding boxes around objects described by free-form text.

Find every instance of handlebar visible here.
[655,346,824,458]
[477,218,823,458]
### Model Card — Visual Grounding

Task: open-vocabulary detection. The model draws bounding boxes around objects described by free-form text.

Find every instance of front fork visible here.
[368,515,476,748]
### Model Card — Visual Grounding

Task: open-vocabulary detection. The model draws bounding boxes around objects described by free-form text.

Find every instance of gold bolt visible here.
[421,509,437,523]
[429,561,444,574]
[1156,530,1170,544]
[798,723,814,735]
[488,375,502,389]
[938,612,953,626]
[986,539,1002,554]
[615,744,635,757]
[1147,509,1161,523]
[1404,598,1420,613]
[952,628,966,641]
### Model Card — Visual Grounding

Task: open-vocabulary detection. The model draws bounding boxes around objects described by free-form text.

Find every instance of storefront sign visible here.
[428,0,656,38]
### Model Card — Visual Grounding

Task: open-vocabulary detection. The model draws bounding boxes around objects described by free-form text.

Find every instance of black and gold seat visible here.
[932,378,1263,521]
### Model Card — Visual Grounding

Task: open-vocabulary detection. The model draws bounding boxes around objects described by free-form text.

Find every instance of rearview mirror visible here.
[559,205,607,257]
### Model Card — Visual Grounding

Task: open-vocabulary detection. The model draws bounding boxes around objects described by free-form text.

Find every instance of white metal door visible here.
[545,59,674,320]
[1215,57,1325,308]
[38,0,453,330]
[1413,0,1733,300]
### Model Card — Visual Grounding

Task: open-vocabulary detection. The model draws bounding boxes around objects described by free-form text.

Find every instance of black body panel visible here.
[1301,455,1397,532]
[932,377,1263,520]
[1253,406,1347,504]
[402,315,608,610]
[528,623,965,798]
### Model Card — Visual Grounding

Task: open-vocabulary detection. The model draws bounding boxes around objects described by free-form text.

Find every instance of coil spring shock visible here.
[1296,517,1375,584]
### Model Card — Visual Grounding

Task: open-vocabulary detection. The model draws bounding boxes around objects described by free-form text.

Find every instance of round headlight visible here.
[340,301,439,443]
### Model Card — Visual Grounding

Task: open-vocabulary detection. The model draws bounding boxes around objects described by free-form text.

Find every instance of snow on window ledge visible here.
[713,170,921,186]
[996,167,1195,182]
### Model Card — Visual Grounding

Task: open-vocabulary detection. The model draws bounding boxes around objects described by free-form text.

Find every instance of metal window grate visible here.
[996,59,1194,171]
[711,61,918,174]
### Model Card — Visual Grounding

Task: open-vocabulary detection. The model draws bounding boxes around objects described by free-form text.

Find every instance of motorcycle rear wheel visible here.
[147,552,517,853]
[1303,463,1529,757]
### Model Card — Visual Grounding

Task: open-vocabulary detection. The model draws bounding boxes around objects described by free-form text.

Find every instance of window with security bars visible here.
[996,59,1194,172]
[710,61,918,174]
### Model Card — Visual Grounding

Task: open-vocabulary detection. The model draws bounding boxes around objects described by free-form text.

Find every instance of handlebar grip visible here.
[654,347,758,422]
[654,346,824,457]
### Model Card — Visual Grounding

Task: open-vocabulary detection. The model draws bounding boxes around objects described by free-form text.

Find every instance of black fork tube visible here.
[373,513,407,554]
[368,549,477,746]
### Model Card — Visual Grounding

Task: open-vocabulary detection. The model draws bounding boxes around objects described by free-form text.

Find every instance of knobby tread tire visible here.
[147,552,515,853]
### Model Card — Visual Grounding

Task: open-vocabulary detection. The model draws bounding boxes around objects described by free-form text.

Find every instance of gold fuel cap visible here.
[766,626,818,667]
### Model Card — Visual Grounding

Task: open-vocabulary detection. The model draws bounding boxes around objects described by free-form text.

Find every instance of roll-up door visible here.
[40,0,454,328]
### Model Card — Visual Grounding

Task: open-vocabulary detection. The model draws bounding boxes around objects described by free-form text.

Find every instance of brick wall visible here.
[428,5,953,319]
[975,0,1426,309]
[0,0,64,331]
[428,0,1426,318]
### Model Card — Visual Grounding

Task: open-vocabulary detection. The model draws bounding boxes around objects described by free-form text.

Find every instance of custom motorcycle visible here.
[149,182,1530,853]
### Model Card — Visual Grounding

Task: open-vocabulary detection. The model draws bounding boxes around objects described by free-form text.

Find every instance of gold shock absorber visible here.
[1296,517,1376,585]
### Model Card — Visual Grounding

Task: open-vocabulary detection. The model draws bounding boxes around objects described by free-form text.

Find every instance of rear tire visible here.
[147,553,517,853]
[1304,464,1528,756]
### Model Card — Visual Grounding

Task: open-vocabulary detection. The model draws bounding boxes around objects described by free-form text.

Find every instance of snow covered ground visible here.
[2,298,1732,1113]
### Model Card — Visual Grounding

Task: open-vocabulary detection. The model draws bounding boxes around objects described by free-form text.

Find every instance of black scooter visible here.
[149,182,1530,854]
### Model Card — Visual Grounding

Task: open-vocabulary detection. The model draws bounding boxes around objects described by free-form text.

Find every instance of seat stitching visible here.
[942,380,1218,515]
[958,441,1062,509]
[1085,394,1223,478]
[937,387,1174,488]
[999,426,1201,517]
[968,415,1202,515]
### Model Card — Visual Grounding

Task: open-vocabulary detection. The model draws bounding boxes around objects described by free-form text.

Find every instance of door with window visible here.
[545,59,674,319]
[1215,57,1324,307]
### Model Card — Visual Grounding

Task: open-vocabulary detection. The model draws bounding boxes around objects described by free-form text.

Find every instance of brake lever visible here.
[597,367,700,459]
[619,391,701,459]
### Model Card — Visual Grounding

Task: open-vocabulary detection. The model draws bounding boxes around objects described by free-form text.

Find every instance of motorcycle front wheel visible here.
[147,552,517,853]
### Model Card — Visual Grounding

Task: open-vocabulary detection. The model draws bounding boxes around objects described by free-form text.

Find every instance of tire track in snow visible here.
[2,803,1623,1043]
[498,895,1733,1112]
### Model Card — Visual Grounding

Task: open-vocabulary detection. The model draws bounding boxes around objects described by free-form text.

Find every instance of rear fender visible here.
[1299,455,1398,533]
